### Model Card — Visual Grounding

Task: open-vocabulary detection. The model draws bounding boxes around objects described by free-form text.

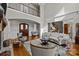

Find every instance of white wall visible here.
[6,3,79,40]
[44,3,79,20]
[63,14,79,42]
[43,3,79,31]
[6,8,41,24]
[37,3,79,35]
[4,20,40,40]
[42,3,79,42]
[40,4,48,38]
[6,5,45,38]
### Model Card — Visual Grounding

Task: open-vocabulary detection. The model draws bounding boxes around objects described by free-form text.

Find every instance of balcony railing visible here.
[8,3,40,17]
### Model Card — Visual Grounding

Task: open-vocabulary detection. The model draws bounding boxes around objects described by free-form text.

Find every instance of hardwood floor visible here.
[12,40,79,56]
[13,43,31,56]
[67,43,79,56]
[12,37,39,56]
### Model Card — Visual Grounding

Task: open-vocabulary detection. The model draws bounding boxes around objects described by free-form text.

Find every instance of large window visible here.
[8,3,40,17]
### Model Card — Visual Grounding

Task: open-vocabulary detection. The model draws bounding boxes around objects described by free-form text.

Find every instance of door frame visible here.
[64,24,69,34]
[19,23,29,40]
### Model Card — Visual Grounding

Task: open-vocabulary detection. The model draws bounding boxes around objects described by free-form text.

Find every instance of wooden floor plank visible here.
[13,44,31,56]
[13,42,79,56]
[67,43,79,56]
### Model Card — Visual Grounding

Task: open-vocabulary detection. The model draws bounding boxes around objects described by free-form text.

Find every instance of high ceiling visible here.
[43,3,79,20]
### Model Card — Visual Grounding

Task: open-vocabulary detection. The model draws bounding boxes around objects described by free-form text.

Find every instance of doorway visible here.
[76,23,79,35]
[75,23,79,44]
[64,24,69,34]
[19,23,29,40]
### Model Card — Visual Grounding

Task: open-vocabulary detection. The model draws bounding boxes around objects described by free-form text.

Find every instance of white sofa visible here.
[25,32,71,56]
[47,32,71,44]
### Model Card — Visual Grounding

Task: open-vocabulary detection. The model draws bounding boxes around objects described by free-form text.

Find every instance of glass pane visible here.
[21,24,23,30]
[25,25,27,29]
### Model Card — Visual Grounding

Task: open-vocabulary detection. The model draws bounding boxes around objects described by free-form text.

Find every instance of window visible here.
[25,25,27,29]
[21,24,23,30]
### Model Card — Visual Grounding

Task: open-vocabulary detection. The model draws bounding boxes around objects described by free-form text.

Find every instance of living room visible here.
[0,3,79,56]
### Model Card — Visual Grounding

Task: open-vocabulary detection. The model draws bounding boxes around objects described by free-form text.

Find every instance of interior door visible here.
[19,23,29,40]
[64,24,69,34]
[76,23,79,35]
[75,23,79,44]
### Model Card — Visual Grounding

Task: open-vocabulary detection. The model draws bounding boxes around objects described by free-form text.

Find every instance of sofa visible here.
[30,32,71,56]
[48,32,71,44]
